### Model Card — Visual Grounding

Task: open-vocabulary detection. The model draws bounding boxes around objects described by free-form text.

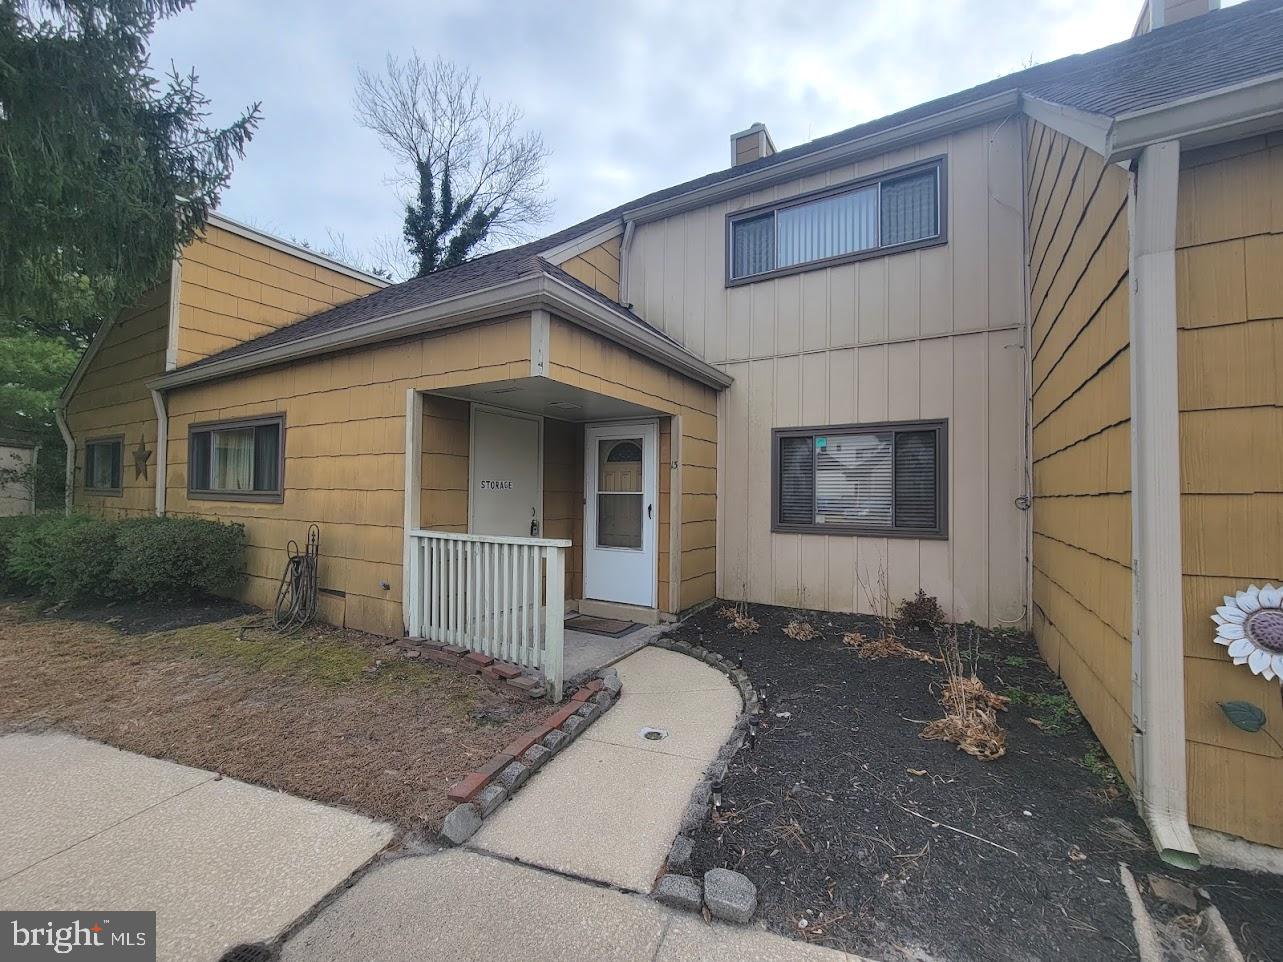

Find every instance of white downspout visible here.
[151,389,168,517]
[1127,140,1199,869]
[618,219,636,307]
[55,406,74,515]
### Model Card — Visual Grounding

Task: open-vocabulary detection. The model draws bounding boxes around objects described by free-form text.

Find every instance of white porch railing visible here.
[406,529,571,701]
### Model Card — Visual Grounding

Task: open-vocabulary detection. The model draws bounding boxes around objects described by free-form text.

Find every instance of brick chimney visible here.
[1133,0,1220,36]
[730,123,776,167]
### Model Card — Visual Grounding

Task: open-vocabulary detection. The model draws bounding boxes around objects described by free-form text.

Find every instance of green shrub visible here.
[2,513,246,603]
[112,516,245,600]
[0,512,56,593]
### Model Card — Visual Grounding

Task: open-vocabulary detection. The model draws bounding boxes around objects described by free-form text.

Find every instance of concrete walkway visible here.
[281,848,869,962]
[470,645,741,891]
[561,622,664,680]
[0,733,393,962]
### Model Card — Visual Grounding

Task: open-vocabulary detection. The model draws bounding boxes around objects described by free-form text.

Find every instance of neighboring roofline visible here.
[0,437,37,449]
[205,212,392,289]
[620,90,1020,226]
[147,270,732,393]
[541,219,625,265]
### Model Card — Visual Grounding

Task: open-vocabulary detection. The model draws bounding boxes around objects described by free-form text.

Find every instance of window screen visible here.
[773,421,946,537]
[729,159,944,280]
[84,438,123,492]
[189,416,284,499]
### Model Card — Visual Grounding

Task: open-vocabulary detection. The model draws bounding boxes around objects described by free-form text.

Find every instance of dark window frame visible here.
[187,413,286,503]
[770,419,948,539]
[725,156,948,287]
[83,435,124,496]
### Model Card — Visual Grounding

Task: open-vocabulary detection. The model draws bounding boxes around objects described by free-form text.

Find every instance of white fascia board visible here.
[147,272,733,393]
[59,307,121,407]
[540,220,624,265]
[624,91,1021,225]
[206,212,392,289]
[1020,94,1113,156]
[1107,71,1283,160]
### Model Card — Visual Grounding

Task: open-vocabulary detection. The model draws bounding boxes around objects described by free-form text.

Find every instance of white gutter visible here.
[618,219,636,307]
[150,389,168,516]
[54,406,74,515]
[147,272,733,394]
[1127,139,1199,869]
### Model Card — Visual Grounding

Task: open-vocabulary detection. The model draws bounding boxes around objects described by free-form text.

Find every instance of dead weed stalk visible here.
[718,600,760,634]
[920,630,1008,761]
[845,564,937,663]
[784,619,819,641]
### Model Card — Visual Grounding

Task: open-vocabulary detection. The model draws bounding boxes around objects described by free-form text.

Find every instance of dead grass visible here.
[919,632,1007,761]
[783,620,819,641]
[0,603,548,831]
[718,602,760,634]
[841,630,937,663]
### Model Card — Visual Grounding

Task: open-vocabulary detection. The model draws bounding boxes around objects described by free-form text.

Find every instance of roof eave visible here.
[620,89,1022,226]
[1106,69,1283,160]
[147,272,731,394]
[1020,93,1114,156]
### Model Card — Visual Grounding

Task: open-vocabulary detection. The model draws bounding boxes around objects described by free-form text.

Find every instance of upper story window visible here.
[84,436,123,495]
[188,414,284,502]
[728,158,945,284]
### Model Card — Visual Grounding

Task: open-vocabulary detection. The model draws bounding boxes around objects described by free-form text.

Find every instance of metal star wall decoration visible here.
[132,435,152,481]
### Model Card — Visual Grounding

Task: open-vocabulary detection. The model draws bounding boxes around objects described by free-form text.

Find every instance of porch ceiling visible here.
[433,377,662,422]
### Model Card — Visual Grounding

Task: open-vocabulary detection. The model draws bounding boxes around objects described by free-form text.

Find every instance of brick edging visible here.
[645,631,761,923]
[438,667,623,845]
[396,637,546,698]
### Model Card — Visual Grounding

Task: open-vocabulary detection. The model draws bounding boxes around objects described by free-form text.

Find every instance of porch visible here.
[400,313,723,700]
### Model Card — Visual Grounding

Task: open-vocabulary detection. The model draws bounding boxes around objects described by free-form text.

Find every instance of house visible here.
[59,0,1283,863]
[0,438,37,517]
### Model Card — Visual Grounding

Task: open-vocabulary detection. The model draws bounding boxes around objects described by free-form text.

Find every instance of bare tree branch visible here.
[353,52,552,273]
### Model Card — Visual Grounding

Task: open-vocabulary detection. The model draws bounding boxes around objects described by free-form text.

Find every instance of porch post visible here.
[402,388,424,635]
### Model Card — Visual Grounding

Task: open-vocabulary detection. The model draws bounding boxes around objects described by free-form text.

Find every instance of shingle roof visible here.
[181,0,1283,375]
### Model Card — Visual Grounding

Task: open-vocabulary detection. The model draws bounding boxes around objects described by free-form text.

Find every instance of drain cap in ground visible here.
[640,727,669,741]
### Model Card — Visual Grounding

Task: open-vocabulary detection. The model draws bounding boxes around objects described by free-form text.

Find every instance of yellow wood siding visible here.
[543,418,585,600]
[546,317,718,613]
[1026,120,1135,784]
[1177,135,1283,848]
[625,121,1027,624]
[559,237,622,302]
[175,225,381,367]
[164,315,532,636]
[421,396,469,531]
[64,282,169,518]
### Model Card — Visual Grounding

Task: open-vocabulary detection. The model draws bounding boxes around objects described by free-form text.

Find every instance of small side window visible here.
[84,437,123,494]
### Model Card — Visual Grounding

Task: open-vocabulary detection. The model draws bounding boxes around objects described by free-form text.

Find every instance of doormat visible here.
[565,615,643,638]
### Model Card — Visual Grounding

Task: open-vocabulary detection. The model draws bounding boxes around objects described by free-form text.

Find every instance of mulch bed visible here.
[43,596,259,634]
[675,603,1283,962]
[0,600,548,833]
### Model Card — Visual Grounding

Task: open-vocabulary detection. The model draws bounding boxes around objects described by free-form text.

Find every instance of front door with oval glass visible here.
[584,421,657,608]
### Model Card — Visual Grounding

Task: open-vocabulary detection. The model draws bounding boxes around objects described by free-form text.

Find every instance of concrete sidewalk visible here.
[281,848,870,962]
[469,645,741,891]
[0,733,393,962]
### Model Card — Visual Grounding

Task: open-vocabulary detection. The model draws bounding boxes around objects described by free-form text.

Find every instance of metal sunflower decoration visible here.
[1213,585,1283,682]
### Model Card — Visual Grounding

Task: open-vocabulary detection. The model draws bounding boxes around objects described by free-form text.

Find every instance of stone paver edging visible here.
[645,632,761,924]
[439,667,622,845]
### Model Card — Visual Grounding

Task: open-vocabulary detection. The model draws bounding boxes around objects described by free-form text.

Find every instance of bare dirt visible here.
[0,600,548,833]
[675,603,1283,962]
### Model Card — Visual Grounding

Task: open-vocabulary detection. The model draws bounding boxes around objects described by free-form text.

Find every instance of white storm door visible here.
[469,406,543,538]
[584,421,657,608]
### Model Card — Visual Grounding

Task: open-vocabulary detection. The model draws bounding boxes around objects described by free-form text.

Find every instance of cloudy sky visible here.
[149,0,1194,274]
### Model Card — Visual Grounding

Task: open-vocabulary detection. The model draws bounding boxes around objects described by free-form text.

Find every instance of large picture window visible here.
[772,420,947,538]
[188,414,284,502]
[728,159,945,283]
[84,436,123,494]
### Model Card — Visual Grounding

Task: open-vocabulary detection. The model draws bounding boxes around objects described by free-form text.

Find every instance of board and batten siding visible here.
[1025,120,1134,783]
[623,121,1027,624]
[175,225,382,367]
[164,315,533,636]
[64,281,170,518]
[1176,135,1283,848]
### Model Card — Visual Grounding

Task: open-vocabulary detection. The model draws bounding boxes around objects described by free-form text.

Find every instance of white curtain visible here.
[212,428,255,491]
[777,185,878,269]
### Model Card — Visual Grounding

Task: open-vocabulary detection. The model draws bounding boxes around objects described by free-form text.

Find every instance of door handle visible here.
[648,503,653,519]
[531,509,539,538]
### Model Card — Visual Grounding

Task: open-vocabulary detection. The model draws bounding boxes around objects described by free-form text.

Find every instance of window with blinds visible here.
[772,420,946,537]
[728,159,943,282]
